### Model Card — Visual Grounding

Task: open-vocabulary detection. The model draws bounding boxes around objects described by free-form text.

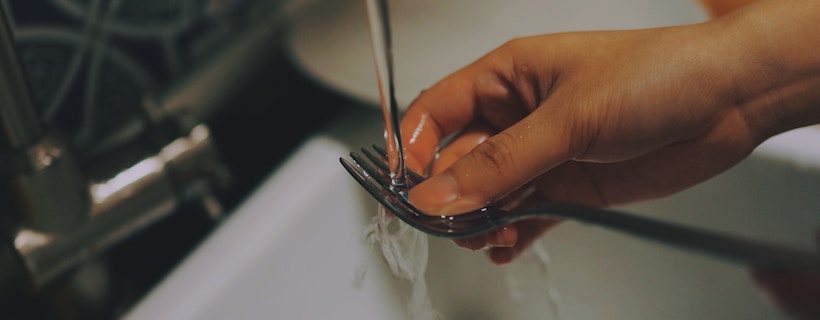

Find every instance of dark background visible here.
[1,0,353,318]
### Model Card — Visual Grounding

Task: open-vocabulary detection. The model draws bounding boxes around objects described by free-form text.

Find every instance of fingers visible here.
[400,40,570,216]
[428,123,494,175]
[400,37,571,216]
[750,268,820,320]
[408,106,575,215]
[488,218,562,265]
[453,226,518,251]
[399,63,491,175]
[747,229,820,320]
[425,121,524,250]
[400,41,533,179]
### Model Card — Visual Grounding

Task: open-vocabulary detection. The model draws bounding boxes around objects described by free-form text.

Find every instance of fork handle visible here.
[535,204,820,269]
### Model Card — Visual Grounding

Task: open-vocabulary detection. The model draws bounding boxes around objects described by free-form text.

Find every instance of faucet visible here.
[0,2,252,308]
[0,2,85,293]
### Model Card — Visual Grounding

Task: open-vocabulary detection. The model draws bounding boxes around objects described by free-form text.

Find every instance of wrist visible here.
[715,0,820,141]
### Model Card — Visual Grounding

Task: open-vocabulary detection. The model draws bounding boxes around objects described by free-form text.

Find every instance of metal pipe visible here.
[12,124,228,288]
[2,133,89,233]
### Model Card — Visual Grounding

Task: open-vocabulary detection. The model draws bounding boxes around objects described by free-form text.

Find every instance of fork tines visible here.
[340,145,417,213]
[366,145,425,185]
[341,145,504,238]
[340,149,431,230]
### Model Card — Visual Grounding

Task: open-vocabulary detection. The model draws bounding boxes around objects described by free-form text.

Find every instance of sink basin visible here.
[125,105,820,320]
[125,1,820,319]
[285,0,708,109]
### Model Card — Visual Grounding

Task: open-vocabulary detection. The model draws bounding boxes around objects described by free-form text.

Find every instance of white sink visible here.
[125,105,820,320]
[285,0,708,109]
[126,1,820,319]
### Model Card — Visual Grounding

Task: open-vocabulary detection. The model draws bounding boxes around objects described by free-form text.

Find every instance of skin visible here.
[396,0,820,318]
[698,0,758,17]
[749,232,820,320]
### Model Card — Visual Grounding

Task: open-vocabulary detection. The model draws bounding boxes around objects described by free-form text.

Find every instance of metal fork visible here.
[340,145,820,269]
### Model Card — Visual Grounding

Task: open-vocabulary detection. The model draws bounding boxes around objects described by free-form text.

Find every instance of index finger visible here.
[399,51,520,174]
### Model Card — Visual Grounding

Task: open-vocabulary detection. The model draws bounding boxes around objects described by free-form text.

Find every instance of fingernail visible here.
[454,236,488,251]
[488,247,516,265]
[408,173,459,214]
[408,172,478,215]
[487,226,517,248]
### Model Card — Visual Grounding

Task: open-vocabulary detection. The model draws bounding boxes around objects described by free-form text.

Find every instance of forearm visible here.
[710,0,820,142]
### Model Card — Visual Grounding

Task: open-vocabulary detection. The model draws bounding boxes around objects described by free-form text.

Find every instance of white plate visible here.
[284,0,708,109]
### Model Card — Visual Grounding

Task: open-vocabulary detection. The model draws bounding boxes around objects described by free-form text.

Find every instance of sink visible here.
[124,105,820,320]
[125,0,820,319]
[285,0,708,109]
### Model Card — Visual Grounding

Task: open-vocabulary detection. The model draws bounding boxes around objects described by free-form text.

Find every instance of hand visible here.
[750,232,820,320]
[398,0,820,264]
[698,0,758,17]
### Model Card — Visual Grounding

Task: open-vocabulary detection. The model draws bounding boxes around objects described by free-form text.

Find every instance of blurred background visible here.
[4,1,818,319]
[0,0,350,318]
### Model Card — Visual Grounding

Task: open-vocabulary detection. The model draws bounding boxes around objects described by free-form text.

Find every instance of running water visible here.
[365,0,406,187]
[358,2,561,319]
[359,1,441,319]
[355,206,443,320]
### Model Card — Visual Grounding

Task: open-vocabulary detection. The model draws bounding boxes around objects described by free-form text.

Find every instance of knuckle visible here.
[500,37,528,53]
[470,132,519,176]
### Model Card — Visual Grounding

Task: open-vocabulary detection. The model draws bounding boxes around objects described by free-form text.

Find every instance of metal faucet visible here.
[0,2,88,293]
[0,0,293,307]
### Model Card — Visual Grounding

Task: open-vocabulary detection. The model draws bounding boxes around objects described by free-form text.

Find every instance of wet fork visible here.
[340,145,820,269]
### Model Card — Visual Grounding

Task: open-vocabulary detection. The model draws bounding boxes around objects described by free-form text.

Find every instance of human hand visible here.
[750,232,820,320]
[751,268,820,320]
[698,0,758,18]
[399,0,820,264]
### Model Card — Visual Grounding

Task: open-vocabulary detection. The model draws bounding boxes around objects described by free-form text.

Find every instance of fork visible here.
[340,144,820,269]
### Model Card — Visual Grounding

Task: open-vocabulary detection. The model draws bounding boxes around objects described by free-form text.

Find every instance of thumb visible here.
[407,109,576,215]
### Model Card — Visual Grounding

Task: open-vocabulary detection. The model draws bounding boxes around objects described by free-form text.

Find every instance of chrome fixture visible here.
[0,1,291,312]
